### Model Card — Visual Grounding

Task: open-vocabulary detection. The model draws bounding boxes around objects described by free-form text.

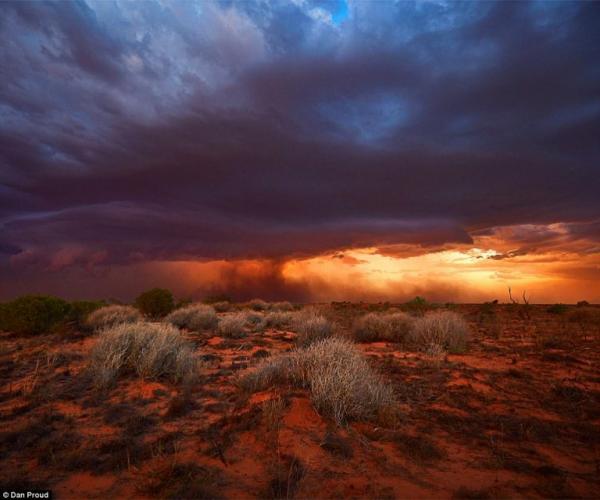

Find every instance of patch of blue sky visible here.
[318,91,412,145]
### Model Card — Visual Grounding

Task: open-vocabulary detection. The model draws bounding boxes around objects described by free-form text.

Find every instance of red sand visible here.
[1,304,599,498]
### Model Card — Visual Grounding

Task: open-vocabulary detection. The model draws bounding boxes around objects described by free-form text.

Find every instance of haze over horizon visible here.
[1,1,599,303]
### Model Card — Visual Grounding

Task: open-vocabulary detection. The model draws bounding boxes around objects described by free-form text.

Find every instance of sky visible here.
[0,0,599,303]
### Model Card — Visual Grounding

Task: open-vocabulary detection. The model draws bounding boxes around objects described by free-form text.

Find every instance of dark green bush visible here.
[68,300,106,327]
[135,288,174,318]
[174,297,193,310]
[0,295,71,334]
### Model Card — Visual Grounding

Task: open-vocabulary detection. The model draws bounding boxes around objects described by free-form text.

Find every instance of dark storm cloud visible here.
[1,0,599,274]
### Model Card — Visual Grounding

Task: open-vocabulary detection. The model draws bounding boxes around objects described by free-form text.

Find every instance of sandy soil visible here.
[1,304,599,499]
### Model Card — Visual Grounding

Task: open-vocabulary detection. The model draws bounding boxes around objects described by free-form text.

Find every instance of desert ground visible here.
[1,300,599,499]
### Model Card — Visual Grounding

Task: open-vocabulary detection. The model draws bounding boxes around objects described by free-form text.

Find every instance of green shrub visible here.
[68,300,106,328]
[135,288,174,318]
[0,295,70,334]
[174,297,193,309]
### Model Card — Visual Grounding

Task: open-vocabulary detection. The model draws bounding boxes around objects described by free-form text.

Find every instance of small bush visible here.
[244,311,266,332]
[0,295,70,334]
[90,322,197,389]
[239,338,395,425]
[576,300,590,307]
[68,300,106,328]
[212,301,231,312]
[265,311,294,329]
[547,303,568,315]
[86,305,143,331]
[174,297,192,309]
[403,296,430,316]
[352,312,413,343]
[217,313,246,338]
[292,309,333,346]
[165,304,217,331]
[248,298,269,311]
[298,338,396,424]
[270,301,294,312]
[409,311,469,353]
[135,288,174,318]
[237,355,295,393]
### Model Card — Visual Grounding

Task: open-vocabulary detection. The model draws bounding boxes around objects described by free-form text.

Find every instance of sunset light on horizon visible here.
[0,0,598,303]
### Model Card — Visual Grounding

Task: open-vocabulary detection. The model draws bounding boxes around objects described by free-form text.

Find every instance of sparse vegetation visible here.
[165,304,218,331]
[2,299,599,499]
[86,304,143,330]
[547,303,568,315]
[0,295,71,334]
[265,311,294,329]
[403,296,431,316]
[270,301,294,312]
[409,310,469,353]
[352,312,413,342]
[212,301,231,312]
[244,311,266,332]
[248,298,269,311]
[217,313,247,338]
[135,288,175,319]
[567,306,600,332]
[90,321,197,389]
[67,300,106,328]
[292,309,334,346]
[240,337,396,425]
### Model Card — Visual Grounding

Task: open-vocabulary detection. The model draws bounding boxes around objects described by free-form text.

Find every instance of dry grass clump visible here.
[270,301,294,312]
[292,309,334,346]
[244,311,266,332]
[352,312,413,343]
[299,338,396,424]
[165,304,217,331]
[237,355,295,393]
[239,338,395,425]
[248,299,269,311]
[85,305,143,331]
[217,313,247,338]
[408,310,469,353]
[90,322,197,389]
[212,301,231,312]
[265,311,294,329]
